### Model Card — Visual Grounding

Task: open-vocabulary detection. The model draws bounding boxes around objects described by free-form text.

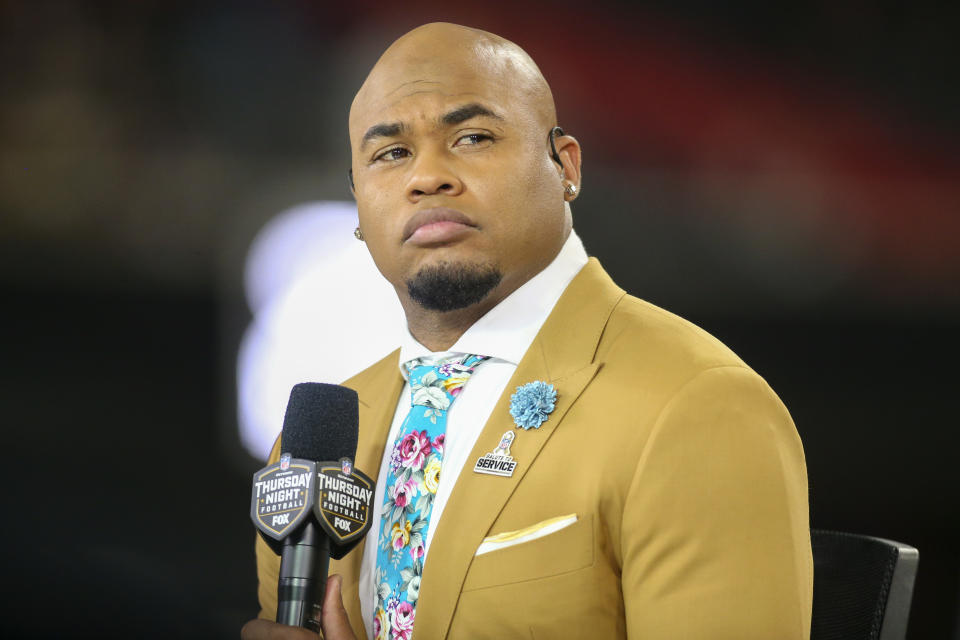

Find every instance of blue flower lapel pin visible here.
[509,381,557,430]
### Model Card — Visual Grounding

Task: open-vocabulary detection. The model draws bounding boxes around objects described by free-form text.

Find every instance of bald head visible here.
[345,23,582,350]
[350,23,557,146]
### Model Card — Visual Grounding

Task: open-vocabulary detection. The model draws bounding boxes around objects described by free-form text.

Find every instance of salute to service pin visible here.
[474,431,518,477]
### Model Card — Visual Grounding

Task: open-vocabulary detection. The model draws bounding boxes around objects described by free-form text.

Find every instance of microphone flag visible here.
[315,456,375,559]
[251,453,317,546]
[250,453,374,558]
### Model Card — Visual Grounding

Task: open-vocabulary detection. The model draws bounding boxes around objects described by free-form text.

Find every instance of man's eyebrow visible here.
[440,103,504,126]
[360,104,502,150]
[361,122,406,149]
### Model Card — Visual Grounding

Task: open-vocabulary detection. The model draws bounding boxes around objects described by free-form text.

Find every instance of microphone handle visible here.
[277,520,330,632]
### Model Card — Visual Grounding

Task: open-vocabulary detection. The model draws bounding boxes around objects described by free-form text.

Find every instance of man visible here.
[243,22,812,640]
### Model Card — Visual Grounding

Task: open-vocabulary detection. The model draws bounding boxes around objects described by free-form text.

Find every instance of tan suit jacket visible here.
[256,258,813,639]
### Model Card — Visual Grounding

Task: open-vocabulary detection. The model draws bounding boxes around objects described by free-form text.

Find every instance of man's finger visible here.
[321,574,358,640]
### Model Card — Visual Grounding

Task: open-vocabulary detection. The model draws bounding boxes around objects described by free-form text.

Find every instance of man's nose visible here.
[405,150,464,201]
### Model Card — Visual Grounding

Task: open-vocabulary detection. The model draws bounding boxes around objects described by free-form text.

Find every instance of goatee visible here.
[406,261,502,312]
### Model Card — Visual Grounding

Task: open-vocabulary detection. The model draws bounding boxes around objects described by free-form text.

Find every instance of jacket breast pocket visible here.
[461,512,594,592]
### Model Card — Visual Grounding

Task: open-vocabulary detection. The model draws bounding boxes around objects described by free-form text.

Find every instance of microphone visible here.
[250,383,363,632]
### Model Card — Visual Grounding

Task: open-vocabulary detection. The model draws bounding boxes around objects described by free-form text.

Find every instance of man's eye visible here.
[455,133,492,146]
[374,147,410,162]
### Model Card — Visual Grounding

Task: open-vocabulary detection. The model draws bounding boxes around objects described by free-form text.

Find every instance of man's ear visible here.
[554,134,582,189]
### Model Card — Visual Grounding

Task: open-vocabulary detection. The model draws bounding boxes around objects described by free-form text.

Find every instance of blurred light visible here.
[238,201,404,460]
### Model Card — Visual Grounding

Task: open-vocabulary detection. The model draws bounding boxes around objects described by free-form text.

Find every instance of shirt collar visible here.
[397,230,589,380]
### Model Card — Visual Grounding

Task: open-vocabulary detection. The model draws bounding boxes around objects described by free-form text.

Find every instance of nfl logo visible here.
[280,453,291,471]
[341,458,353,476]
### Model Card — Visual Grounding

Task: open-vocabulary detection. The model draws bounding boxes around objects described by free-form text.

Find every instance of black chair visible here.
[811,529,919,640]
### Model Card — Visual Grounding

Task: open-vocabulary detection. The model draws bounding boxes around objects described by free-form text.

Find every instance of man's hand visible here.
[240,619,317,640]
[319,575,357,640]
[241,575,358,640]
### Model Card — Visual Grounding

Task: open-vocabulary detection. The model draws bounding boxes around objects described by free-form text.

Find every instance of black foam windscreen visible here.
[280,383,359,462]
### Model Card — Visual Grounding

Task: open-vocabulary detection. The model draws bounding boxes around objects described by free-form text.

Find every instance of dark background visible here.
[1,1,957,637]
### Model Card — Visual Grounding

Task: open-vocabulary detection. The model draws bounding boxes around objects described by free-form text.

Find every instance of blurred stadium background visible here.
[1,1,957,637]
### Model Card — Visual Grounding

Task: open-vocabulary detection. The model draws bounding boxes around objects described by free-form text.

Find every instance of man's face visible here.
[349,40,571,314]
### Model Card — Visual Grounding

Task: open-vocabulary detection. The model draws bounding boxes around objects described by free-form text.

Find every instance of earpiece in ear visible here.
[549,126,565,171]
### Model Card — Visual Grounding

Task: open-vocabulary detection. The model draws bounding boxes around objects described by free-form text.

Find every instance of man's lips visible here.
[402,207,478,245]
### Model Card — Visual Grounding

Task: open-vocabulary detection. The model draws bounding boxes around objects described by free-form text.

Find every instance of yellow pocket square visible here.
[475,514,578,556]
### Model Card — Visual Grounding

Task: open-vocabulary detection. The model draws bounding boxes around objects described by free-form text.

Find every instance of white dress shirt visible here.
[359,231,588,637]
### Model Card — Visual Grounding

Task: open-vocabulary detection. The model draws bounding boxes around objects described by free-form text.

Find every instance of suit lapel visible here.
[330,350,404,638]
[413,259,624,639]
[354,354,404,499]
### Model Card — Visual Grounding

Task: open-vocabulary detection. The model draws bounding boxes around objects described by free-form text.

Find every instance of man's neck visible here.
[398,236,575,351]
[401,296,499,352]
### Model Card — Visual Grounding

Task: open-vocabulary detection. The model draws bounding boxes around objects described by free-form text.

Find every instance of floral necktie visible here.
[372,353,488,640]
